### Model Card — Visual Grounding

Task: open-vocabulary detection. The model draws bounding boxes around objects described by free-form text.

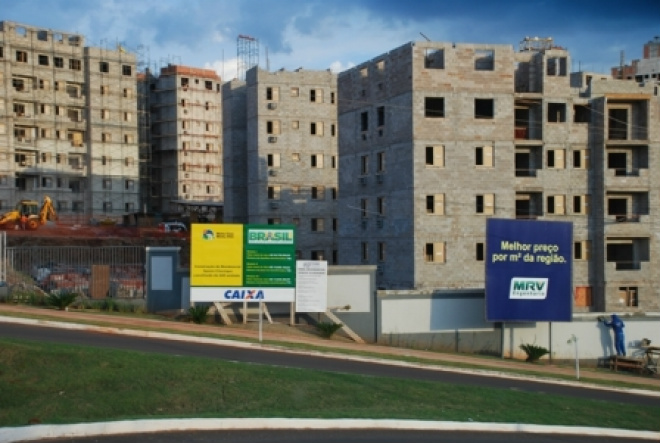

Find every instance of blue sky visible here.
[1,0,658,79]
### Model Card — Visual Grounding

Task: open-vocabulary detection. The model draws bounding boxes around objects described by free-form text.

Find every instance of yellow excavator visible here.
[0,196,58,230]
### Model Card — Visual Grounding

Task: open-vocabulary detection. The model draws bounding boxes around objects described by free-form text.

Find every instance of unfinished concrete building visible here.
[0,21,139,221]
[144,65,223,220]
[223,67,338,261]
[337,38,660,313]
[611,36,660,84]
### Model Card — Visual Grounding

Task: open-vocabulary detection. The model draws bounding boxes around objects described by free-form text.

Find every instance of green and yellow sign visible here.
[190,224,296,302]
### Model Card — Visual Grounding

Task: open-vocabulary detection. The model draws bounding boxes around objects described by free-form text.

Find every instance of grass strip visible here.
[0,338,658,431]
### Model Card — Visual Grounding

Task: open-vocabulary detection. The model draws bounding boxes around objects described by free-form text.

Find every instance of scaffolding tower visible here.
[237,34,259,81]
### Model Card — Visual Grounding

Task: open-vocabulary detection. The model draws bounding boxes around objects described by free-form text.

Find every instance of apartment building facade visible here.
[144,65,223,218]
[337,39,660,313]
[0,21,139,220]
[223,67,338,261]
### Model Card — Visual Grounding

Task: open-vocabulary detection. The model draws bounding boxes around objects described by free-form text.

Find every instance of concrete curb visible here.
[1,418,659,442]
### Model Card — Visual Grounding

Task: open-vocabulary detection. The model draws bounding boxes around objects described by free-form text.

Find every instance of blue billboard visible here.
[485,218,572,322]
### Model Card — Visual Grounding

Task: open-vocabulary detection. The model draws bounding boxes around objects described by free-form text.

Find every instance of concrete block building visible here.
[224,67,338,261]
[337,38,660,313]
[142,65,223,219]
[0,21,139,221]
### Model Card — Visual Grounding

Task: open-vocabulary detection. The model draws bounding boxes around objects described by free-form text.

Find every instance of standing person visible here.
[601,314,626,356]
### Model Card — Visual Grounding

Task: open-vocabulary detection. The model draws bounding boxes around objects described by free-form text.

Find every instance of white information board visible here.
[295,260,327,313]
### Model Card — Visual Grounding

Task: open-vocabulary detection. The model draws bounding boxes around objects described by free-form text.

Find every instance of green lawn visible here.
[1,338,658,431]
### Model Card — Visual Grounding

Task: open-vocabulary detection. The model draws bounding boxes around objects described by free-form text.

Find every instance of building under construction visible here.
[141,64,223,221]
[0,21,139,222]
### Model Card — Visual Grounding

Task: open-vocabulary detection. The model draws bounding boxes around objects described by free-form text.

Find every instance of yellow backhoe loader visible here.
[0,196,58,230]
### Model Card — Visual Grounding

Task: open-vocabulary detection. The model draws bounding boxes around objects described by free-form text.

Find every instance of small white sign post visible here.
[295,261,327,313]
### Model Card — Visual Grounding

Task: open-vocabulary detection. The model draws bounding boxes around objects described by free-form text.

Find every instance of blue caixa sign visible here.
[485,218,573,322]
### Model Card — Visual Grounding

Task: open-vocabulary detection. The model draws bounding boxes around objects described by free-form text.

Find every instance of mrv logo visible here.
[509,277,549,300]
[224,289,264,300]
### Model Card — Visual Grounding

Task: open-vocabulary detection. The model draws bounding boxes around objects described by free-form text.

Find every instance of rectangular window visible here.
[292,153,300,162]
[267,153,280,168]
[102,133,111,142]
[205,81,213,90]
[476,194,494,215]
[54,57,63,68]
[573,149,588,169]
[476,243,485,261]
[360,199,368,218]
[123,88,132,98]
[101,109,110,120]
[310,122,324,135]
[426,145,444,167]
[426,194,445,215]
[377,106,385,126]
[99,61,109,73]
[266,86,280,101]
[547,195,566,215]
[424,48,445,69]
[361,111,369,131]
[377,197,385,215]
[574,104,591,123]
[267,186,280,200]
[16,50,28,63]
[360,155,368,175]
[425,97,445,118]
[377,152,385,172]
[574,240,591,260]
[311,186,325,200]
[310,88,323,103]
[267,218,281,225]
[548,102,566,123]
[124,112,132,122]
[361,242,369,262]
[378,242,386,262]
[475,99,494,119]
[424,242,446,263]
[311,218,325,232]
[311,154,324,168]
[475,146,493,167]
[574,286,593,307]
[103,202,112,213]
[266,120,281,135]
[573,195,589,215]
[547,57,568,76]
[291,87,299,97]
[101,85,109,95]
[475,49,494,70]
[38,55,49,66]
[103,178,112,190]
[125,180,135,190]
[122,65,132,76]
[547,149,566,169]
[619,287,638,307]
[69,59,81,70]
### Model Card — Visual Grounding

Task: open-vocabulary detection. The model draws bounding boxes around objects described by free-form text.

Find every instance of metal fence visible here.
[7,245,146,299]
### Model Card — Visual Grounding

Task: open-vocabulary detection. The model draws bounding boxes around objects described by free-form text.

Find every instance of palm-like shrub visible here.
[520,343,549,362]
[316,321,343,339]
[46,291,79,310]
[188,305,210,324]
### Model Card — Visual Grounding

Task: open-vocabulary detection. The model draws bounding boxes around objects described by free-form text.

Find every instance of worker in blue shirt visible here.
[601,314,626,356]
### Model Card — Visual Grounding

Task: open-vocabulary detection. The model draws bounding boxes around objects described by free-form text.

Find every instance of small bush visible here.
[47,291,80,310]
[102,298,117,312]
[520,343,549,362]
[316,321,343,339]
[188,305,210,324]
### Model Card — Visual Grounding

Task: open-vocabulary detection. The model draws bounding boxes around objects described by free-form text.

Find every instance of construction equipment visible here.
[0,196,58,230]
